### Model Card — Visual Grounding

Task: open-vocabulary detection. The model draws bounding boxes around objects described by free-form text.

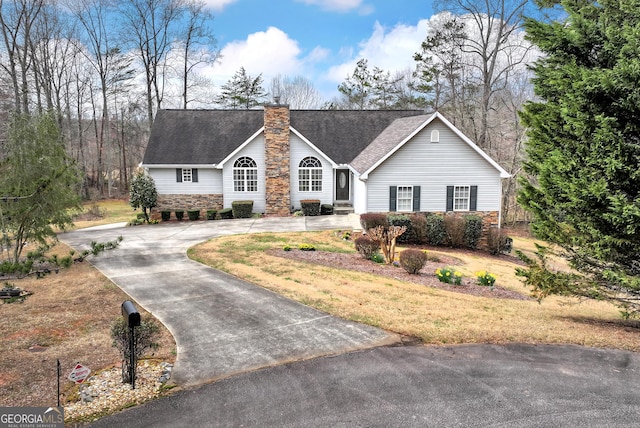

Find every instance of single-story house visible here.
[141,103,510,227]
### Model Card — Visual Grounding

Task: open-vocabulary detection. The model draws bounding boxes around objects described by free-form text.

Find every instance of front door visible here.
[335,169,350,201]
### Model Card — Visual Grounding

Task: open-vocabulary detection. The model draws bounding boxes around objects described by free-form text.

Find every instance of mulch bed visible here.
[267,248,531,301]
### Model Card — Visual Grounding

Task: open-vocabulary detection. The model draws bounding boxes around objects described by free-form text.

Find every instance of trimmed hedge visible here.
[464,215,483,249]
[360,213,389,231]
[206,209,217,220]
[321,204,334,215]
[389,214,412,244]
[219,208,233,219]
[425,214,446,246]
[232,200,253,218]
[187,209,200,221]
[488,228,513,255]
[300,199,321,216]
[174,210,184,221]
[160,210,171,221]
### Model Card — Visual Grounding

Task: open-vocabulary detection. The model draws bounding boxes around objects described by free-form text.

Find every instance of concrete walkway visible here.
[60,215,398,387]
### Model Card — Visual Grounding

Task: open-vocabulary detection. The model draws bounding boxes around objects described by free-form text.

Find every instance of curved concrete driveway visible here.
[60,215,397,387]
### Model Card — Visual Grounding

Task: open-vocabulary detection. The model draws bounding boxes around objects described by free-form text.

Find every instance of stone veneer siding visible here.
[264,104,291,216]
[152,194,223,220]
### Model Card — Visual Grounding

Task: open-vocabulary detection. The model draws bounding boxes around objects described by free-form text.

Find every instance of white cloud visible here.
[204,27,317,89]
[295,0,373,14]
[327,19,430,84]
[202,0,239,12]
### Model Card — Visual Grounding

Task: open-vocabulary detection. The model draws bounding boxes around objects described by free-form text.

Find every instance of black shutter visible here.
[176,168,182,183]
[192,168,199,183]
[470,185,478,211]
[413,186,421,211]
[446,186,454,211]
[389,186,397,211]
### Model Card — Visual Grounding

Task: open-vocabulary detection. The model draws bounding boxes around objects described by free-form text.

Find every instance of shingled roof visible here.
[142,109,425,165]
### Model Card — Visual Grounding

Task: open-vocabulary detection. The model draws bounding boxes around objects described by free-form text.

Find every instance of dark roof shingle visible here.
[143,109,425,165]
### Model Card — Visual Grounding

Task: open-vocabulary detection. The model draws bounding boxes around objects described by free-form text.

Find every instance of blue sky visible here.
[201,0,437,100]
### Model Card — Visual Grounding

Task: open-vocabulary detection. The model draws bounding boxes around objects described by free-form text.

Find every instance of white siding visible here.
[149,167,222,194]
[290,133,334,209]
[365,119,503,213]
[222,134,266,212]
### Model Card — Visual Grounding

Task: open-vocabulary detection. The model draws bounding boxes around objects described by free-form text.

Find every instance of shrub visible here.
[488,228,513,255]
[321,204,334,215]
[174,210,184,221]
[206,209,217,220]
[464,215,483,249]
[408,213,428,244]
[298,243,316,251]
[388,214,412,244]
[399,249,428,274]
[435,267,463,285]
[444,215,466,247]
[111,316,160,384]
[371,253,385,263]
[232,200,253,218]
[283,244,292,251]
[160,210,171,221]
[354,236,380,259]
[219,208,233,219]
[187,209,200,221]
[476,271,496,287]
[360,213,388,231]
[425,214,446,246]
[300,199,321,216]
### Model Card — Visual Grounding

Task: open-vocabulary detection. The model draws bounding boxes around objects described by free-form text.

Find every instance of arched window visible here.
[233,157,258,192]
[430,129,440,143]
[298,156,322,192]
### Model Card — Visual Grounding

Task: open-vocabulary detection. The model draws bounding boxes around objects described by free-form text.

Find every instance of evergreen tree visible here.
[518,0,640,316]
[338,59,372,109]
[0,112,81,263]
[129,170,158,223]
[215,67,267,109]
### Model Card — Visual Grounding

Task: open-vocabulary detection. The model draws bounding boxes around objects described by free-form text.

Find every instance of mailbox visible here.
[121,300,141,328]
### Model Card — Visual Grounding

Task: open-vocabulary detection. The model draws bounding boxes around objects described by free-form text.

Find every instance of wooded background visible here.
[0,0,539,223]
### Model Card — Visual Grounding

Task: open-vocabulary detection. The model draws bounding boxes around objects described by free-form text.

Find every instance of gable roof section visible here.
[142,109,264,165]
[352,112,511,179]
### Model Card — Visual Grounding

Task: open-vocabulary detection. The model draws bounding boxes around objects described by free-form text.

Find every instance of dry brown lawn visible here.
[190,230,640,352]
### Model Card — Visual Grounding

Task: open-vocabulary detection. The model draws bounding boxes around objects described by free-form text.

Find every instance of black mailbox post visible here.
[121,300,140,389]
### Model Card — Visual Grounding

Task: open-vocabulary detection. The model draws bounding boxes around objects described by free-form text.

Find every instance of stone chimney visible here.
[264,100,291,216]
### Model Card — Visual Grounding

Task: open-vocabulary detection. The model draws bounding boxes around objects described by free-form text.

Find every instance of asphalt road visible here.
[89,343,640,427]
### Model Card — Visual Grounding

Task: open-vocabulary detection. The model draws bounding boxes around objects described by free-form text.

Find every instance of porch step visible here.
[333,204,354,215]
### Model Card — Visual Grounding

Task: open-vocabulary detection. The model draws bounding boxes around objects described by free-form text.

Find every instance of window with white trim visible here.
[182,168,193,182]
[454,185,470,211]
[298,156,322,192]
[233,157,258,192]
[430,129,440,142]
[397,186,413,211]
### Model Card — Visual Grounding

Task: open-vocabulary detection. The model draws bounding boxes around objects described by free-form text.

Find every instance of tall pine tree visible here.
[518,0,640,316]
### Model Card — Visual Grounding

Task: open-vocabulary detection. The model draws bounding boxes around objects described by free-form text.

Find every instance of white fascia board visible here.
[216,127,265,169]
[290,126,338,168]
